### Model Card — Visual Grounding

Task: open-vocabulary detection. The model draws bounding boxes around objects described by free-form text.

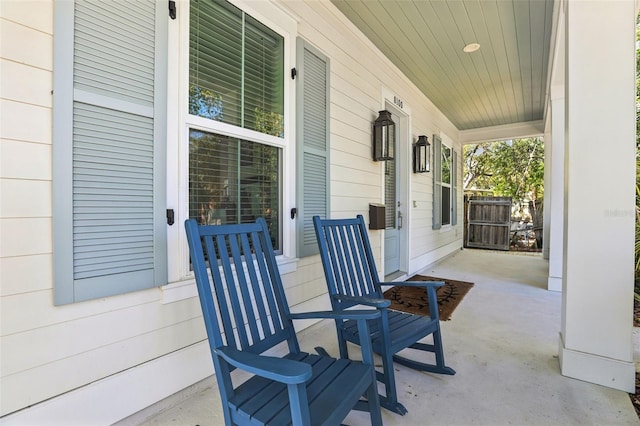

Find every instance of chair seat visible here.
[340,310,440,354]
[229,352,374,425]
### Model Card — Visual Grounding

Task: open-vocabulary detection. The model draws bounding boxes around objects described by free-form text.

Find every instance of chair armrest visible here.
[290,310,379,365]
[214,347,311,384]
[330,293,391,308]
[381,280,444,289]
[381,280,443,321]
[289,309,381,321]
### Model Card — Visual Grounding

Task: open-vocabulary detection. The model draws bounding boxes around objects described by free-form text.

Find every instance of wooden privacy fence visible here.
[465,196,512,251]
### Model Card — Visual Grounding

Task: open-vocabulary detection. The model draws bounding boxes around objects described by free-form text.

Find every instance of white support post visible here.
[547,95,564,292]
[542,129,551,261]
[559,0,636,392]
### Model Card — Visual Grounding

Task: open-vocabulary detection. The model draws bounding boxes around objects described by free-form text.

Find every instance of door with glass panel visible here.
[382,103,409,277]
[384,155,400,274]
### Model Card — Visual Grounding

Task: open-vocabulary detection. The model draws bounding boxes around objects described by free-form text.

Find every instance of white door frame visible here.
[381,88,410,277]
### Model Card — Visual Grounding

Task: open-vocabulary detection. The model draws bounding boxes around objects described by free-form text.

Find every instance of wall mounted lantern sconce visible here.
[413,135,431,173]
[372,110,395,161]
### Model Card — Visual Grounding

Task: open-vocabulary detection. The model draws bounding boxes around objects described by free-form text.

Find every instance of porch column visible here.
[560,0,636,392]
[547,94,564,292]
[542,127,551,261]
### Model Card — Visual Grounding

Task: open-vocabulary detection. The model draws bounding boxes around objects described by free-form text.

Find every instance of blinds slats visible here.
[190,0,283,136]
[452,149,458,226]
[432,135,442,230]
[189,131,281,250]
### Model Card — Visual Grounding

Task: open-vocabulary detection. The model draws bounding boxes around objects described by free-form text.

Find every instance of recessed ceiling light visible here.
[463,42,480,53]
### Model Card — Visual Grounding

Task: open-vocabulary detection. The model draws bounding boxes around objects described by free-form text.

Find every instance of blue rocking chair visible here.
[185,218,383,425]
[313,215,455,415]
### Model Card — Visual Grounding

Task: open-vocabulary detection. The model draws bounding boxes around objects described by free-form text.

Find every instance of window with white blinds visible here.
[441,145,452,226]
[189,0,284,137]
[189,130,281,251]
[433,135,457,229]
[187,0,285,250]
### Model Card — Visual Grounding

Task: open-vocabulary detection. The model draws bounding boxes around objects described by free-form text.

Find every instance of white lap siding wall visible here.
[0,0,461,423]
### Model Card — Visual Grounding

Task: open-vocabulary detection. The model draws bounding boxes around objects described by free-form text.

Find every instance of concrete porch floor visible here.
[117,248,639,425]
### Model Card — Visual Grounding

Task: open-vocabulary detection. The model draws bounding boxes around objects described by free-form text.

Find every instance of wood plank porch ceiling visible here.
[330,0,554,132]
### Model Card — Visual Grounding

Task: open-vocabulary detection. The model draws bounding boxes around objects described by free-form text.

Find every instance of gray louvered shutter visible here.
[53,0,167,304]
[296,39,330,257]
[432,135,442,230]
[451,148,458,226]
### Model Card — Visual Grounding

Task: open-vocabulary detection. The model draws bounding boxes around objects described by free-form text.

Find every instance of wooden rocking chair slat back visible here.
[322,219,378,302]
[314,214,456,416]
[194,222,294,355]
[185,218,383,425]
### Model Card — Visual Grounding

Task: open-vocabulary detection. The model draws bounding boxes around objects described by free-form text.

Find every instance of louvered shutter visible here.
[432,135,442,230]
[296,39,330,257]
[53,0,167,304]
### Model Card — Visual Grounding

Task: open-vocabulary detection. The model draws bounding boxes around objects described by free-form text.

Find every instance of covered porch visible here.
[118,249,639,425]
[1,0,636,423]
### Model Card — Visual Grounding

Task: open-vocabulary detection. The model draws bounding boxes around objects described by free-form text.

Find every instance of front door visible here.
[383,99,409,276]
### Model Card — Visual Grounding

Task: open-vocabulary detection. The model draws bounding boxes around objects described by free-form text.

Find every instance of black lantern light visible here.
[372,110,395,161]
[413,135,431,173]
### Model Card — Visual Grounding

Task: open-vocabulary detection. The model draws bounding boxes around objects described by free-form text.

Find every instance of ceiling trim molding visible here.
[459,120,545,145]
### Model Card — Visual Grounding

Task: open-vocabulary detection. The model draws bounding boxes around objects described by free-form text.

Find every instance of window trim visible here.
[166,0,297,285]
[432,134,457,231]
[441,143,452,226]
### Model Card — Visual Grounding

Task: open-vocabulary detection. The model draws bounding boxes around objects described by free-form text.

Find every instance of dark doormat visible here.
[383,275,474,321]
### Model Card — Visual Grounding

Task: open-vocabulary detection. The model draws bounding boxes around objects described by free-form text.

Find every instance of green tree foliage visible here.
[463,137,545,203]
[189,84,224,120]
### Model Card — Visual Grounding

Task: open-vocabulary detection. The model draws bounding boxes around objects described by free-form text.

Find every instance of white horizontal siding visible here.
[0,140,51,180]
[0,60,51,107]
[0,218,51,258]
[1,101,52,144]
[0,180,52,219]
[0,0,53,34]
[1,317,207,417]
[0,0,463,420]
[0,254,52,297]
[2,297,203,375]
[1,18,52,69]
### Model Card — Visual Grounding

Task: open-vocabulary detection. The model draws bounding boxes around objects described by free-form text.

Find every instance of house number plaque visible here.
[393,96,404,109]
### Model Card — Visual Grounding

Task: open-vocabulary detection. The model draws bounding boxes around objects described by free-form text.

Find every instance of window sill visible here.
[161,255,299,304]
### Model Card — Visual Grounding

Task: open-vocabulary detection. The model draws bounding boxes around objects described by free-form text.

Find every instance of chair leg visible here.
[378,350,408,415]
[394,330,456,375]
[432,329,455,374]
[366,370,383,426]
[337,326,349,359]
[393,353,456,375]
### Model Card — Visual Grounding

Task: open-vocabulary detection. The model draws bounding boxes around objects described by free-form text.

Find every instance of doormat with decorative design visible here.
[382,275,474,321]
